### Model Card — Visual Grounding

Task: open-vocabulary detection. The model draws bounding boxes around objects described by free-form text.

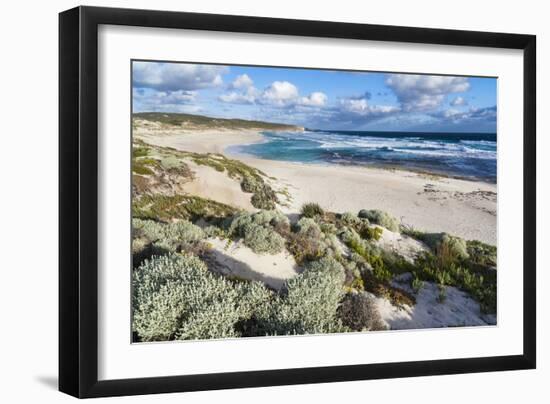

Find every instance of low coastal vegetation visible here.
[132,140,279,210]
[133,112,303,131]
[132,197,497,341]
[131,137,497,342]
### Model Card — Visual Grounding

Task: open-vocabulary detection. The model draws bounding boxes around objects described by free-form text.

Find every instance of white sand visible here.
[140,130,497,245]
[369,274,496,329]
[138,129,264,154]
[205,238,300,290]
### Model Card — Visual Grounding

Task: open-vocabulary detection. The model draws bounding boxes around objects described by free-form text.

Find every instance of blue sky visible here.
[132,61,497,132]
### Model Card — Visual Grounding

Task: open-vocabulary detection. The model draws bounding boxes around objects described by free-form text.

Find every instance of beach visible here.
[137,129,497,245]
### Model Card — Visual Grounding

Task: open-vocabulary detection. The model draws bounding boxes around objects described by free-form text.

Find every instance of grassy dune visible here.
[133,112,304,131]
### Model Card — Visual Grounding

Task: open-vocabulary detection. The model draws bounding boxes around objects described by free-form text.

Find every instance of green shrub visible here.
[133,194,237,222]
[414,251,496,313]
[132,159,156,175]
[415,232,469,260]
[371,255,392,283]
[242,223,285,254]
[250,185,278,210]
[357,209,399,232]
[258,257,346,335]
[467,240,497,267]
[301,203,324,218]
[340,227,380,260]
[340,212,363,227]
[241,174,279,210]
[361,226,383,241]
[337,293,386,331]
[320,222,338,235]
[133,146,149,158]
[411,275,424,294]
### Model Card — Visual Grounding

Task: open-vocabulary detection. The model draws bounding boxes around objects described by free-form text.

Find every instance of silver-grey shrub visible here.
[133,218,205,252]
[228,210,289,236]
[227,211,288,254]
[295,217,321,235]
[358,209,399,232]
[132,254,272,341]
[242,223,285,254]
[259,257,347,335]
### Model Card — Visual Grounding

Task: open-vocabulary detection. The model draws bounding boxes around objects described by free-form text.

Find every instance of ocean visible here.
[227,130,497,182]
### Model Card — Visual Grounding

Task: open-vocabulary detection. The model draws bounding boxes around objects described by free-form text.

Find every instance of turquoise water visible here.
[227,130,497,182]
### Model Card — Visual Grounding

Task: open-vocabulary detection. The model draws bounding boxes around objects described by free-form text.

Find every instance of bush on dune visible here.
[132,254,274,341]
[132,219,208,265]
[360,225,383,241]
[284,217,343,264]
[227,211,288,255]
[257,257,347,335]
[337,293,386,331]
[340,211,364,227]
[358,209,400,232]
[242,223,285,254]
[301,202,324,218]
[228,210,289,236]
[466,240,497,267]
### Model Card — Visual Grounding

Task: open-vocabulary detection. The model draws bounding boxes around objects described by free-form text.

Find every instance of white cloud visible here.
[218,91,256,104]
[261,81,300,105]
[230,74,254,90]
[450,96,467,106]
[219,78,327,109]
[133,62,226,92]
[385,74,470,112]
[339,97,399,116]
[298,92,328,107]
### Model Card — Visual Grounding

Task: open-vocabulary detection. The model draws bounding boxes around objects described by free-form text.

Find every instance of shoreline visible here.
[136,129,497,245]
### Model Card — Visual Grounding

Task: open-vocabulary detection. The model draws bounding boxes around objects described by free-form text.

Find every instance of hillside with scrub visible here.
[131,115,497,342]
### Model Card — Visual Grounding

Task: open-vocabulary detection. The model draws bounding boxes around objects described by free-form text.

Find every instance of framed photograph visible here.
[59,6,536,398]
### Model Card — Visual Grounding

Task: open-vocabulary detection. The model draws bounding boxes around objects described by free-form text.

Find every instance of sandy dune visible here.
[370,274,496,329]
[180,161,256,211]
[205,238,300,290]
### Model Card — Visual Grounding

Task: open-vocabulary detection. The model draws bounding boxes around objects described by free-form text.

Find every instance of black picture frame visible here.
[59,5,536,398]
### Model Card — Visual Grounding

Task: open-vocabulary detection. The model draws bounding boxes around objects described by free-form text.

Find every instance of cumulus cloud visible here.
[386,74,470,112]
[450,96,468,106]
[262,81,300,105]
[219,78,327,108]
[298,92,328,107]
[133,62,226,92]
[229,74,254,90]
